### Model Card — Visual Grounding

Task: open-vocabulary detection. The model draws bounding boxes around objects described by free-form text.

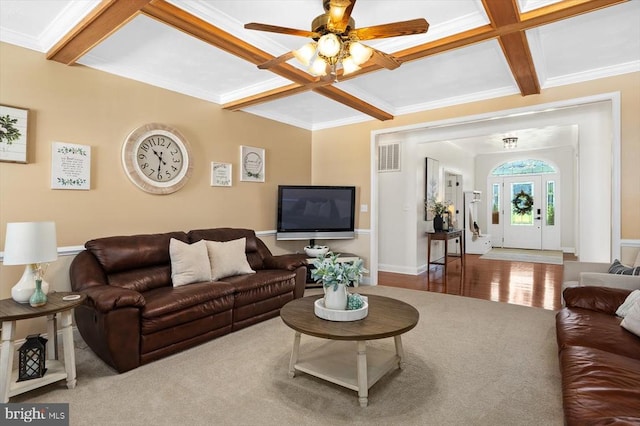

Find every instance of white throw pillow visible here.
[621,300,640,337]
[170,239,211,287]
[615,289,640,318]
[205,238,255,281]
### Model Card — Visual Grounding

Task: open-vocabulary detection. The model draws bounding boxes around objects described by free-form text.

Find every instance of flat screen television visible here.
[277,185,356,242]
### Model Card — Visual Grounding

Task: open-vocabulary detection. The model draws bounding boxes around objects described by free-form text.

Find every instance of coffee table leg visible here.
[288,332,301,378]
[394,335,406,369]
[357,341,368,407]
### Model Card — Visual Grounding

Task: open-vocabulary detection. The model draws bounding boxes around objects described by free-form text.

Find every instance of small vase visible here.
[433,214,444,231]
[323,283,348,310]
[29,279,47,307]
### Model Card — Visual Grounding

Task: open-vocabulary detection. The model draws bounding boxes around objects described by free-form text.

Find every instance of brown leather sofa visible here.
[70,228,307,373]
[556,286,640,425]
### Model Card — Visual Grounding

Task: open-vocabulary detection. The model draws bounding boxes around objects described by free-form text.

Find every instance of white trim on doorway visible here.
[369,92,622,285]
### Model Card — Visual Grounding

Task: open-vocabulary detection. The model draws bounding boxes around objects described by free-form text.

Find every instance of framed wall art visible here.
[0,105,28,163]
[51,142,91,190]
[240,145,265,182]
[211,162,232,187]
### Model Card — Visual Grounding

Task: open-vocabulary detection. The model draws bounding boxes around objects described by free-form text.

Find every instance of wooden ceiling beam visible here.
[47,0,153,65]
[483,0,540,96]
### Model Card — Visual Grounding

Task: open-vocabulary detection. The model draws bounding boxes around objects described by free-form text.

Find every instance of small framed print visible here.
[51,142,91,190]
[240,145,265,182]
[0,105,28,163]
[211,162,232,187]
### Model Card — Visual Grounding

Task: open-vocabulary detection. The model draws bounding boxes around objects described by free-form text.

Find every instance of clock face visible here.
[122,123,193,194]
[135,134,184,182]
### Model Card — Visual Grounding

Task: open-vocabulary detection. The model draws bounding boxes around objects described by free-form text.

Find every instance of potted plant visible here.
[311,252,368,310]
[425,198,451,231]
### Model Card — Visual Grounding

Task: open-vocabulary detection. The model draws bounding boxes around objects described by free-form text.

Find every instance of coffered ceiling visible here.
[1,0,638,130]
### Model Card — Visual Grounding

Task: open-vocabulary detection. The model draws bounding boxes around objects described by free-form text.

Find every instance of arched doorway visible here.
[487,159,560,250]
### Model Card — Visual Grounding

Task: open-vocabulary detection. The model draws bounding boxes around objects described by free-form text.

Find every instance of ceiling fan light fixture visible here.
[349,42,372,65]
[341,56,360,75]
[317,33,342,58]
[310,57,328,76]
[293,42,317,66]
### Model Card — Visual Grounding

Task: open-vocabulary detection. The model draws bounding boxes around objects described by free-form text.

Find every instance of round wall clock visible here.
[121,123,193,195]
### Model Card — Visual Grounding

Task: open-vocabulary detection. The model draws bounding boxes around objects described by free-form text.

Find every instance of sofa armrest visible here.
[263,254,307,271]
[579,272,640,291]
[562,261,610,282]
[563,286,631,315]
[80,285,145,314]
[70,250,145,313]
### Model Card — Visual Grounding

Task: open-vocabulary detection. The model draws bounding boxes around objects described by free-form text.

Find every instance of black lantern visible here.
[18,334,47,381]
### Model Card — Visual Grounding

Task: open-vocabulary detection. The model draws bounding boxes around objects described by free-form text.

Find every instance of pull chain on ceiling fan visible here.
[244,0,429,82]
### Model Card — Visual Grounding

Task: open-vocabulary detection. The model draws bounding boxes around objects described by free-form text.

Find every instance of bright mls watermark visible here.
[1,404,68,425]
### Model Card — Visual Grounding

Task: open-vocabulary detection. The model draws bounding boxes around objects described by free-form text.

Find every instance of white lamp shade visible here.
[293,42,317,66]
[341,56,361,75]
[317,33,342,58]
[310,58,328,76]
[3,221,58,265]
[349,42,373,65]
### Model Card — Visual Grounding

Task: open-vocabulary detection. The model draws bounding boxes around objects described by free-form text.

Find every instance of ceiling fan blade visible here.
[349,18,429,41]
[257,51,295,70]
[369,48,401,70]
[245,23,320,39]
[308,73,336,88]
[328,0,356,33]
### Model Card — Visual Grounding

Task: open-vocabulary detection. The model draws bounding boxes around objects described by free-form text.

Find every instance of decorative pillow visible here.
[621,300,640,337]
[205,238,255,281]
[170,239,211,287]
[608,259,640,276]
[615,289,640,318]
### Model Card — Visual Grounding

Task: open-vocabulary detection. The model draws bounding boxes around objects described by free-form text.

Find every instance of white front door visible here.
[503,176,543,249]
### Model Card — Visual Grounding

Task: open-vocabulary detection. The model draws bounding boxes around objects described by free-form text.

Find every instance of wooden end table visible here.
[426,230,464,287]
[0,292,86,402]
[280,295,419,407]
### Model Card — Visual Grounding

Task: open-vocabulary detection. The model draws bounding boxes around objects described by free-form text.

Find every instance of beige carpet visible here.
[480,248,563,265]
[13,286,563,425]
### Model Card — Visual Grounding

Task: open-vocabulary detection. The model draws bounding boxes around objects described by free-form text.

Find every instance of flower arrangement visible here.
[425,198,451,216]
[310,252,368,291]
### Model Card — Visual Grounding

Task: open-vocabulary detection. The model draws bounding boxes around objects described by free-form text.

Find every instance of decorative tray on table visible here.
[314,296,368,322]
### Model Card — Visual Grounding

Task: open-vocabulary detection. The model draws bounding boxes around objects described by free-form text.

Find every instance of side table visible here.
[426,230,464,287]
[0,292,86,402]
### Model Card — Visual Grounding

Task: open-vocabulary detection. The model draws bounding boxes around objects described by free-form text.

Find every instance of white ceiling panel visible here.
[78,14,290,104]
[530,1,640,86]
[244,90,369,130]
[340,40,518,114]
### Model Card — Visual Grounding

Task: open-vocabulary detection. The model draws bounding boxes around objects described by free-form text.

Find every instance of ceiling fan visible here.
[244,0,429,81]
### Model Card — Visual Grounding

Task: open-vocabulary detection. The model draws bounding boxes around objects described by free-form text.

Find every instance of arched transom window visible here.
[492,159,556,176]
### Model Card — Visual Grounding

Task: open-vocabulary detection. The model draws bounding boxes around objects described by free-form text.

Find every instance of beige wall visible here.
[0,43,312,301]
[312,72,640,247]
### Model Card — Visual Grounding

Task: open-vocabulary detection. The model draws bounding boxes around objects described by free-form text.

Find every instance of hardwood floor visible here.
[378,253,576,311]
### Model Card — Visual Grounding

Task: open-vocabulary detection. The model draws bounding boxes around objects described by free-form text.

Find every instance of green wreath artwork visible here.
[512,190,534,215]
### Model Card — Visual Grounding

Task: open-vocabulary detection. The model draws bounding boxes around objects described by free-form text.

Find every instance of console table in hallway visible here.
[426,230,464,288]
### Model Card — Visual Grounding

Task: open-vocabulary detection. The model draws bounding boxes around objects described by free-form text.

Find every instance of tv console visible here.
[303,252,360,287]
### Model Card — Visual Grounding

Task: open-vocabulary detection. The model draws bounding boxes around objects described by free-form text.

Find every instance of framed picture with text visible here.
[211,162,232,186]
[0,105,28,163]
[240,145,265,182]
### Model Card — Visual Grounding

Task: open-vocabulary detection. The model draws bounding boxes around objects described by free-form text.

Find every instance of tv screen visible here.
[277,185,356,241]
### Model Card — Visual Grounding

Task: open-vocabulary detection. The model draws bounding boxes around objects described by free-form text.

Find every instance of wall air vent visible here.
[377,143,401,172]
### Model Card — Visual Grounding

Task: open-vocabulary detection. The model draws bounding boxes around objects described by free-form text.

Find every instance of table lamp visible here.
[3,221,58,303]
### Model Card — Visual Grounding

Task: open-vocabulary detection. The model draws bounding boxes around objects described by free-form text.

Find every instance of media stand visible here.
[303,252,360,287]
